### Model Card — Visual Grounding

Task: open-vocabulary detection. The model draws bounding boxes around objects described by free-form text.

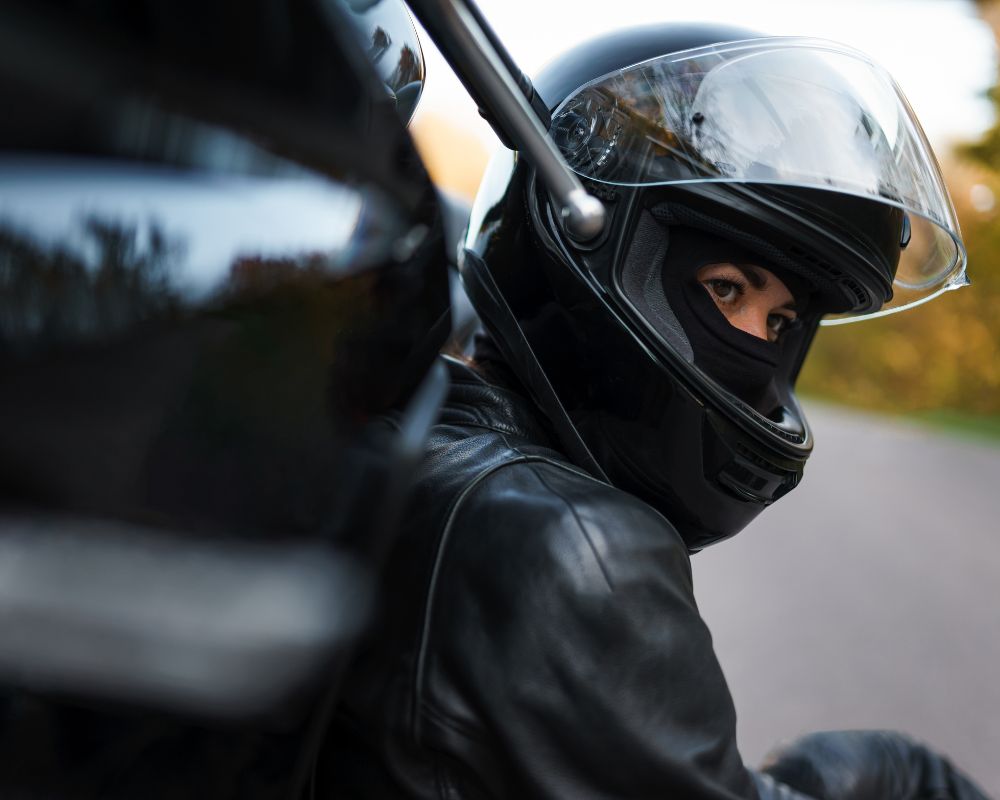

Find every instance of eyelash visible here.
[705,277,747,302]
[767,314,800,340]
[703,276,799,341]
[767,314,789,335]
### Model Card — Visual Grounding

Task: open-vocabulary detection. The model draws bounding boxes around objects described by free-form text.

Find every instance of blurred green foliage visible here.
[799,185,1000,416]
[798,0,1000,420]
[959,1,1000,171]
[959,88,1000,172]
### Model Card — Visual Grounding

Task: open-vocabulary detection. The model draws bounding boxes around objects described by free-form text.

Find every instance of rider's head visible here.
[461,23,966,551]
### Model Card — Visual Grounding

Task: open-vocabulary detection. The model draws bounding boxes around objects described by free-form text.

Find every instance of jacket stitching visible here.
[495,429,604,487]
[411,451,608,744]
[524,461,616,592]
[497,430,616,591]
[436,419,526,436]
[421,698,487,742]
[412,456,524,743]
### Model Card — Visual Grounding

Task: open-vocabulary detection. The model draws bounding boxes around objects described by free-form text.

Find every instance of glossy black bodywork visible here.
[0,0,450,541]
[0,0,451,794]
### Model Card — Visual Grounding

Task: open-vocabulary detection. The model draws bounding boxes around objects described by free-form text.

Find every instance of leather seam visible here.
[523,461,616,592]
[412,454,529,744]
[440,402,550,440]
[411,452,609,745]
[497,430,606,487]
[421,698,487,743]
[438,419,525,437]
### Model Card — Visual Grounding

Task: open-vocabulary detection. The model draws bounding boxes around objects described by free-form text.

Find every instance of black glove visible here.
[758,730,992,800]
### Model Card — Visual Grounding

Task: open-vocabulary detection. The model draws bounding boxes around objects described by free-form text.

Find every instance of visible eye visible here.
[766,313,797,342]
[704,278,744,304]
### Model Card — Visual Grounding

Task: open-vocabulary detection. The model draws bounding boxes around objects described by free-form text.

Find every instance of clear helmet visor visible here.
[548,38,967,321]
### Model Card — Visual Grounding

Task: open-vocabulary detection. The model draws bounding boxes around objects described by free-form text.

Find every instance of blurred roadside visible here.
[694,399,1000,794]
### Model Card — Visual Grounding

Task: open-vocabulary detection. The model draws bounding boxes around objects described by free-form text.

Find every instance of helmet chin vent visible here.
[713,444,801,504]
[845,281,869,307]
[703,412,804,505]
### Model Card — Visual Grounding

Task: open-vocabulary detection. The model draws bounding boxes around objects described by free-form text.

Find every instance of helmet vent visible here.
[733,442,801,498]
[786,245,867,309]
[713,442,801,504]
[845,281,868,306]
[787,245,837,275]
[734,442,792,475]
[652,203,843,301]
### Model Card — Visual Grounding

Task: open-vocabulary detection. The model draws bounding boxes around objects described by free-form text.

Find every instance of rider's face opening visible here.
[696,262,798,343]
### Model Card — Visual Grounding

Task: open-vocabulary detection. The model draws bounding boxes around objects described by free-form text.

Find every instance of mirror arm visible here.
[406,0,606,242]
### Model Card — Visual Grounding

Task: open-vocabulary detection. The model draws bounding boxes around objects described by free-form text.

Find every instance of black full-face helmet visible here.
[462,23,967,551]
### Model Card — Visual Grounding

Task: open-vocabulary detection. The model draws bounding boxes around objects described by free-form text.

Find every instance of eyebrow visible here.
[733,263,799,313]
[733,263,767,290]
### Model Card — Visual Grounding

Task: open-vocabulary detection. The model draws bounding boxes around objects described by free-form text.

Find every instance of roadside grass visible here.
[799,394,1000,447]
[909,409,1000,446]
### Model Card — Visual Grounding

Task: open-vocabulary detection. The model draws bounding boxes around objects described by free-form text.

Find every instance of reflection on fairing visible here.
[0,153,446,536]
[0,157,406,351]
[0,0,452,774]
[0,0,451,544]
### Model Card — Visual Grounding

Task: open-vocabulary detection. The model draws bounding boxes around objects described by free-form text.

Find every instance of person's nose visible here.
[731,309,770,341]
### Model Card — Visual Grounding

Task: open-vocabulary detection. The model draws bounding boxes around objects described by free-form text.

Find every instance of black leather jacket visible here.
[323,357,989,800]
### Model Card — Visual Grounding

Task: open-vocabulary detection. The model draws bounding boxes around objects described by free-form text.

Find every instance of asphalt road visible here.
[693,403,1000,795]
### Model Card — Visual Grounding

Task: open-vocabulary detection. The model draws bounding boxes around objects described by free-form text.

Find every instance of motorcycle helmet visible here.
[462,23,966,550]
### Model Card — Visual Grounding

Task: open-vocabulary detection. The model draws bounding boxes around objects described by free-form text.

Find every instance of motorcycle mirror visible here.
[339,0,428,126]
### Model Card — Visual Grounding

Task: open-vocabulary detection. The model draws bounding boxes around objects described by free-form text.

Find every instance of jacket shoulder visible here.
[445,456,693,599]
[416,458,752,799]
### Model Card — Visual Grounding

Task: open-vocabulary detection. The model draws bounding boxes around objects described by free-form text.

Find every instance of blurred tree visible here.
[798,0,1000,421]
[409,112,489,200]
[960,0,1000,171]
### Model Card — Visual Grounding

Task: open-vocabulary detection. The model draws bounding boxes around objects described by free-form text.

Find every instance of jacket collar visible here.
[440,356,556,447]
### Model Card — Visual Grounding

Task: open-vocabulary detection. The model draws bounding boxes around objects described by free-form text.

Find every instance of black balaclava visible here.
[660,227,810,413]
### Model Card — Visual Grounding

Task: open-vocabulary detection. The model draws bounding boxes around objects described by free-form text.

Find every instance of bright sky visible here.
[413,0,997,150]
